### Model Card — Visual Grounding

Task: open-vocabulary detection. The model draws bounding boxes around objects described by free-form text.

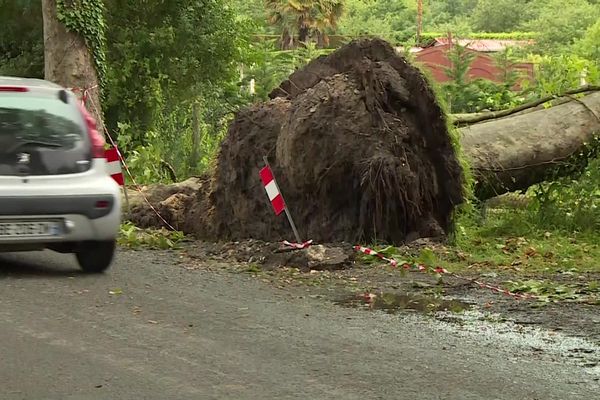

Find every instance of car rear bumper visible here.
[0,194,116,220]
[0,211,120,247]
[0,159,122,249]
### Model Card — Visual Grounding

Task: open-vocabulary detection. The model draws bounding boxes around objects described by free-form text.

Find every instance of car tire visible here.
[76,240,116,273]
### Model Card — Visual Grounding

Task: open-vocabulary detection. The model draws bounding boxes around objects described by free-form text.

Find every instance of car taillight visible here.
[78,103,105,158]
[95,200,110,209]
[0,86,29,92]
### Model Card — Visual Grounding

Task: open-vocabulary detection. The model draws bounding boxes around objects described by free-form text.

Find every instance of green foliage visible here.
[470,0,537,33]
[0,0,43,77]
[56,0,107,89]
[239,40,332,99]
[443,44,476,85]
[438,45,524,113]
[529,54,600,97]
[504,279,597,303]
[525,0,600,53]
[118,222,185,250]
[0,0,249,181]
[103,0,246,141]
[419,32,538,42]
[574,20,600,65]
[338,0,412,42]
[525,158,600,232]
[266,0,345,46]
[449,206,600,276]
[443,79,523,113]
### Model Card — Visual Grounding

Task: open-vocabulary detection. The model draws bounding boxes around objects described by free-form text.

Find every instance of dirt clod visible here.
[306,245,352,270]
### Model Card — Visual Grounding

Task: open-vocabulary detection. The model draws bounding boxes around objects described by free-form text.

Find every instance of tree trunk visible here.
[316,32,330,48]
[460,91,600,199]
[280,29,294,50]
[298,25,310,45]
[42,0,104,134]
[189,102,202,171]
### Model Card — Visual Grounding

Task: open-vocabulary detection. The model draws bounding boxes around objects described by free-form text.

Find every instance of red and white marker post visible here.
[105,146,130,212]
[105,147,124,186]
[259,156,302,245]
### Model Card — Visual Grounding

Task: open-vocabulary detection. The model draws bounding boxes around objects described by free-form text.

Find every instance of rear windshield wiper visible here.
[6,140,63,153]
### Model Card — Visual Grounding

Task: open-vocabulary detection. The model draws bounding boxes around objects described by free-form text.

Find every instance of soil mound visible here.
[131,38,464,244]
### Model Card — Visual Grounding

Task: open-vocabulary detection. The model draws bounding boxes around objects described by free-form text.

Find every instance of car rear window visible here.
[0,92,92,176]
[0,94,86,151]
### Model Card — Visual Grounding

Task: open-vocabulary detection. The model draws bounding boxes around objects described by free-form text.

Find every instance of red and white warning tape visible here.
[283,239,314,250]
[70,85,98,108]
[354,245,536,300]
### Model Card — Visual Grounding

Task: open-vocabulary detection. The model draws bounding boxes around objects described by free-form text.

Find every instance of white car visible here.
[0,77,121,273]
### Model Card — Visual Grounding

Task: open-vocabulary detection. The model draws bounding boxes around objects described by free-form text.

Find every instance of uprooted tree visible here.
[133,39,466,244]
[129,39,600,245]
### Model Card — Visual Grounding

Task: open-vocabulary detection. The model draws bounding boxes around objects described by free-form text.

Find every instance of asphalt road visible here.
[0,249,598,400]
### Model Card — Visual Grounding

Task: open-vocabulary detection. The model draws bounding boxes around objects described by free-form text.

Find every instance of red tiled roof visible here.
[433,38,534,52]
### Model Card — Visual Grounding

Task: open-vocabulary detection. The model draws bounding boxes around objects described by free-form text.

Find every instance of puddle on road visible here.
[435,309,600,375]
[335,291,600,376]
[335,292,472,314]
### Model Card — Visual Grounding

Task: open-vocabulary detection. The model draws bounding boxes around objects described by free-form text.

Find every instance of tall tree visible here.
[266,0,344,48]
[103,0,245,145]
[42,0,106,133]
[471,0,536,33]
[574,19,600,64]
[526,0,600,52]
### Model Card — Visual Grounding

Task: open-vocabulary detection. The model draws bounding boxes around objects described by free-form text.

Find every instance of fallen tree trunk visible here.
[461,90,600,199]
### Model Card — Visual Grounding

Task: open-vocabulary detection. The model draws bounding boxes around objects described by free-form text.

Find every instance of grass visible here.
[361,204,600,303]
[446,209,600,275]
[437,159,600,276]
[118,222,185,250]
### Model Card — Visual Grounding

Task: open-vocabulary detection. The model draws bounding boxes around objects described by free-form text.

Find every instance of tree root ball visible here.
[200,38,464,244]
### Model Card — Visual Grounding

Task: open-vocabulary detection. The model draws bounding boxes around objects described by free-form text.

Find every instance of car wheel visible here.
[76,240,116,273]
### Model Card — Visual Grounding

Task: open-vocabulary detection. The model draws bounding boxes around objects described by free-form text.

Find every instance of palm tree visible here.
[265,0,344,49]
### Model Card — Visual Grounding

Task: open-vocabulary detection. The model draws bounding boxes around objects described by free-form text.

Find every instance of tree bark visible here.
[298,25,310,44]
[460,91,600,199]
[42,0,104,134]
[189,102,202,170]
[280,29,294,50]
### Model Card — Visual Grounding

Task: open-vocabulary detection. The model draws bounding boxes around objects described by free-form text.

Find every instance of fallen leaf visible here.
[524,247,538,258]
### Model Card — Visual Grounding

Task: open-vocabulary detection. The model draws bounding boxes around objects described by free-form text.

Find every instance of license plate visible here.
[0,221,61,238]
